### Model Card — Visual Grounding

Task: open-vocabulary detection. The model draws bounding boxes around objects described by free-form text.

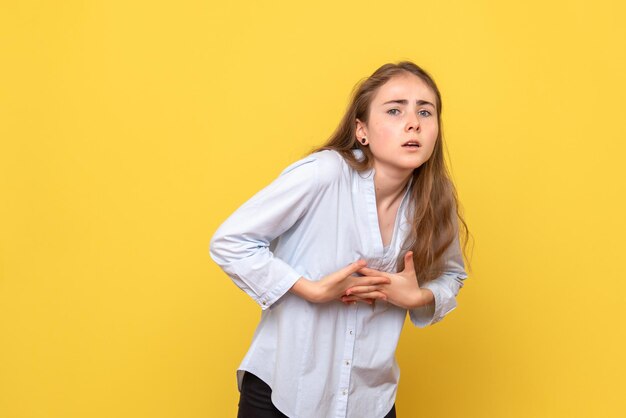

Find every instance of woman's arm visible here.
[210,154,390,309]
[209,156,321,310]
[409,233,468,328]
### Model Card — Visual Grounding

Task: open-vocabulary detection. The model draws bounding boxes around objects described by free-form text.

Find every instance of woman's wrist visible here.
[290,277,320,303]
[411,288,434,309]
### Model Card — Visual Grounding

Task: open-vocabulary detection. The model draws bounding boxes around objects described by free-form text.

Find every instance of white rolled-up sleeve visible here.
[209,156,320,310]
[409,230,468,328]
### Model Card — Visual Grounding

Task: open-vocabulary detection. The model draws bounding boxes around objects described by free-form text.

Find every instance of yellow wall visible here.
[1,1,625,417]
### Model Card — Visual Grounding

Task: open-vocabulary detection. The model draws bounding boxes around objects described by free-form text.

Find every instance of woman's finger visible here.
[346,285,384,296]
[341,296,374,304]
[403,251,415,273]
[337,260,368,278]
[357,267,386,277]
[345,287,387,299]
[366,276,391,285]
[346,290,386,301]
[350,275,390,287]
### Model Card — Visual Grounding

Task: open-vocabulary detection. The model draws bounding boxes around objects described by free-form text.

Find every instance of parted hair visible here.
[311,61,470,284]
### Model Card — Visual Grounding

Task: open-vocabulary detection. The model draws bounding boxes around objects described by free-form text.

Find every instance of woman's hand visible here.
[290,260,391,304]
[341,252,433,310]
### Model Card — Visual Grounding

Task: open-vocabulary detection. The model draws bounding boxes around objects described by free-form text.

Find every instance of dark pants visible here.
[237,371,397,418]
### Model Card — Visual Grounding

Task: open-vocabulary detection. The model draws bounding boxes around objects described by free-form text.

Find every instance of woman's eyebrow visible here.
[382,99,435,107]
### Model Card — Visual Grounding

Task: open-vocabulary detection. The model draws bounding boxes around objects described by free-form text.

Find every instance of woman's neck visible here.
[372,162,413,211]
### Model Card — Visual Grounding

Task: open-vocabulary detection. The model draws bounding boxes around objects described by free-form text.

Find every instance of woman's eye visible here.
[387,109,400,115]
[418,110,432,117]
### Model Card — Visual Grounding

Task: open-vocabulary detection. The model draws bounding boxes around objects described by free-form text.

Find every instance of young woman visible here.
[210,61,470,418]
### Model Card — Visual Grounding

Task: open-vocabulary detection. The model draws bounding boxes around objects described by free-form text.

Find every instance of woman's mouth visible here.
[402,140,421,148]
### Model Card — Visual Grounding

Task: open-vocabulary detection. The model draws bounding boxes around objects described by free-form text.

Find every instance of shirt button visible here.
[261,300,267,306]
[349,330,353,335]
[342,389,348,396]
[345,360,350,366]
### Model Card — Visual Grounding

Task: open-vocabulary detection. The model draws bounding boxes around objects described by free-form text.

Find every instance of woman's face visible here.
[356,73,439,175]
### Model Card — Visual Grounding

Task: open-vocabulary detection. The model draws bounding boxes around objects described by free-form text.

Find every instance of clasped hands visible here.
[291,252,431,310]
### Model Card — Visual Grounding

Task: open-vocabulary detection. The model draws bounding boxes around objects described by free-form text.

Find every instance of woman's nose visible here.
[406,112,420,131]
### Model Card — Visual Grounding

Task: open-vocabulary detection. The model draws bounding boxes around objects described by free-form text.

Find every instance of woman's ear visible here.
[355,118,367,139]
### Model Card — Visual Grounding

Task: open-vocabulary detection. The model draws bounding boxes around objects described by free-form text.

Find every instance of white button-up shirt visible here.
[209,149,468,418]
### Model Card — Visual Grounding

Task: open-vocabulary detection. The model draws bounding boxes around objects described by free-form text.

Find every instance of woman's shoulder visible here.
[280,149,350,185]
[309,149,353,185]
[311,148,348,168]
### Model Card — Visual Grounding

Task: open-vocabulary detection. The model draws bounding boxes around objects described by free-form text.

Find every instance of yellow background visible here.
[1,1,625,417]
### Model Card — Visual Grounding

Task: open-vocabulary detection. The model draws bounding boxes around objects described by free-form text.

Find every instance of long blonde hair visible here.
[310,61,470,284]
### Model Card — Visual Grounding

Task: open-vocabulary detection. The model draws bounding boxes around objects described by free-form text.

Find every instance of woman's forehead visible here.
[373,73,437,105]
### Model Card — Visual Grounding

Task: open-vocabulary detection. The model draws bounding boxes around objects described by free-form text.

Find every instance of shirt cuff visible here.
[229,255,304,310]
[256,268,302,310]
[409,280,457,328]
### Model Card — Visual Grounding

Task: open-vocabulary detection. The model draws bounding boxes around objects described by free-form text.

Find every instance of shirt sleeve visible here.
[209,156,320,310]
[409,225,468,328]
